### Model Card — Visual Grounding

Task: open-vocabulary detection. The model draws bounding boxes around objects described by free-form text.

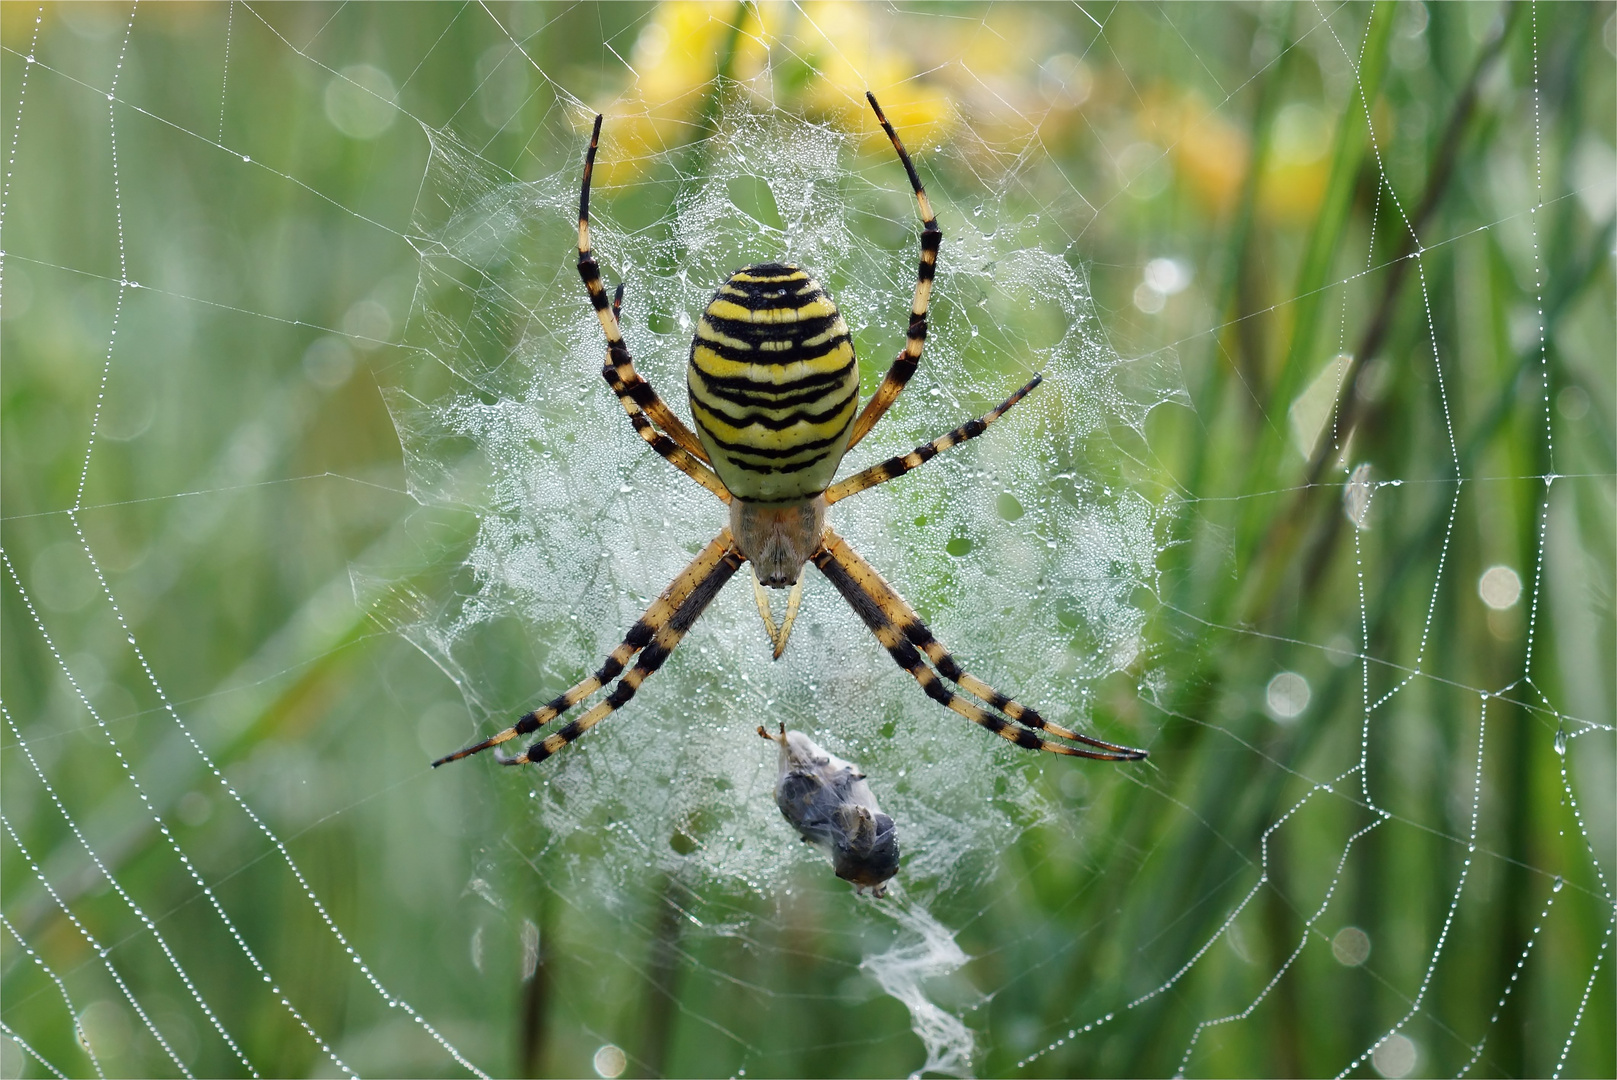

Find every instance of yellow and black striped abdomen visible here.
[688,264,858,502]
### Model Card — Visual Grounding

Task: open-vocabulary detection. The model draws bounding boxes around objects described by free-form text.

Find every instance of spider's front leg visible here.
[434,529,742,767]
[576,116,726,499]
[600,345,732,504]
[813,527,1147,761]
[826,373,1041,504]
[847,92,943,451]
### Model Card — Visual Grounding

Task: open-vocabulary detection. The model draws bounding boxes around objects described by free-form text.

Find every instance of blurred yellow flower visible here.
[588,3,757,185]
[1142,91,1249,216]
[1142,88,1337,223]
[591,1,954,179]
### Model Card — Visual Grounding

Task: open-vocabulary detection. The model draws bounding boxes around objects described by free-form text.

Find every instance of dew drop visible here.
[1552,875,1564,893]
[1553,726,1567,755]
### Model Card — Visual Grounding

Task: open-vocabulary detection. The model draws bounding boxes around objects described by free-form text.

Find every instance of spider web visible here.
[1,3,1612,1079]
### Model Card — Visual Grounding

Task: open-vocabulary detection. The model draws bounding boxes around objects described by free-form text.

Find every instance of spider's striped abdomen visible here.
[688,264,858,502]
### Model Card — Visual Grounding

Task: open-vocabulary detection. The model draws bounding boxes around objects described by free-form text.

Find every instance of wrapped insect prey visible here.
[758,723,900,897]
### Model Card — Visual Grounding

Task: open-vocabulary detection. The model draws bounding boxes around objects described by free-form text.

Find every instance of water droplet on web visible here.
[1552,875,1564,892]
[1553,726,1566,755]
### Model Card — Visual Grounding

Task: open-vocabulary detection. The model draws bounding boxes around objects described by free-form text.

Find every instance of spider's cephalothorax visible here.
[434,94,1148,771]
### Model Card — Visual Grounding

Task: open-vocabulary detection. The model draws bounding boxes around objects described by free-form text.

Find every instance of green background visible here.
[2,3,1612,1077]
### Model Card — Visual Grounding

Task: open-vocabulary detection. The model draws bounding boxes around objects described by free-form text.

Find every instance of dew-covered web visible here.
[1,4,1612,1080]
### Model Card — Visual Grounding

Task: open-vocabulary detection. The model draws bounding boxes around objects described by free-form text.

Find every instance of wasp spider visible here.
[435,93,1148,770]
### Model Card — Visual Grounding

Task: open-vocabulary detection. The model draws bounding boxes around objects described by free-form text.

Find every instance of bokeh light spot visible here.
[593,1044,627,1079]
[1372,1033,1417,1078]
[1266,671,1310,720]
[304,336,356,390]
[1478,565,1521,610]
[1331,925,1370,966]
[325,64,397,140]
[1143,257,1192,296]
[1133,281,1165,313]
[1135,257,1191,314]
[1556,385,1589,419]
[77,1001,131,1062]
[1039,53,1094,108]
[342,299,394,349]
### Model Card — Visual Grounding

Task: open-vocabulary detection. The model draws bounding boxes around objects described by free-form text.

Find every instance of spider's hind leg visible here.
[434,530,742,766]
[812,527,1147,761]
[503,539,744,765]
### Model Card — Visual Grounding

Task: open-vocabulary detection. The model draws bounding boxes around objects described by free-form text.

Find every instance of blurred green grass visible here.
[2,3,1613,1078]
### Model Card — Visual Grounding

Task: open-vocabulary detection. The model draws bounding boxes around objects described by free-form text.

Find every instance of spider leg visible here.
[577,115,712,467]
[503,537,744,766]
[846,92,942,451]
[812,527,1147,761]
[602,353,732,503]
[825,374,1041,505]
[433,529,741,766]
